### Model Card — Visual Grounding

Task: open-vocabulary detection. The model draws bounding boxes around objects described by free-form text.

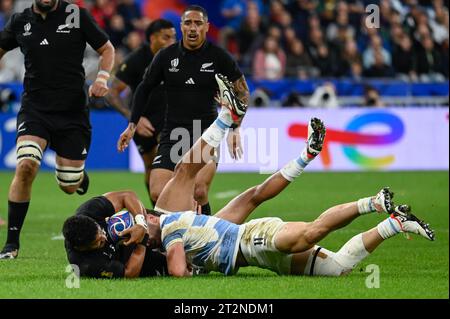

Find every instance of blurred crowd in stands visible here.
[0,0,449,109]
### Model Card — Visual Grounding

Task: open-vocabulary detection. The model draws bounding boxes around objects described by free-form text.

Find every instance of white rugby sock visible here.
[280,147,315,182]
[357,197,376,215]
[377,217,402,239]
[201,108,233,148]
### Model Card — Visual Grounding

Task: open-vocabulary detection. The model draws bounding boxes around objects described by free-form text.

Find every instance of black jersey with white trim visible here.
[0,1,109,112]
[130,40,243,125]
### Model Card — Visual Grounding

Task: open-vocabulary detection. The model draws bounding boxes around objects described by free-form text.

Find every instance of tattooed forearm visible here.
[233,75,250,106]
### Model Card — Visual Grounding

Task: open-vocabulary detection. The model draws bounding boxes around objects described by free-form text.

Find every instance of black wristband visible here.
[139,233,149,246]
[230,123,238,129]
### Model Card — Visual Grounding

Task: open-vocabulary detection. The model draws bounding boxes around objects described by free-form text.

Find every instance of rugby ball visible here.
[107,210,134,242]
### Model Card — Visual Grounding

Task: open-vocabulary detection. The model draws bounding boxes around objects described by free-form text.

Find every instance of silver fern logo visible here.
[23,23,32,36]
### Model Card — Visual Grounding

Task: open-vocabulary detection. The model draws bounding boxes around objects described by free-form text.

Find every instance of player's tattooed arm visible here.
[233,75,250,107]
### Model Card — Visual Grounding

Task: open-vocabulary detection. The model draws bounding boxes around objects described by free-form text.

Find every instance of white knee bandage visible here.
[16,141,43,165]
[55,164,84,186]
[304,246,347,277]
[304,235,369,277]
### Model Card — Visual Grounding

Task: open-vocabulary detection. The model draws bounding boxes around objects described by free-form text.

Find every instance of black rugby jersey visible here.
[115,43,166,122]
[0,1,109,112]
[130,40,243,125]
[65,196,168,279]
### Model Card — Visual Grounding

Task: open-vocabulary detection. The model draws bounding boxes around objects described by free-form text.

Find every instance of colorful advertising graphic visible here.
[131,108,449,173]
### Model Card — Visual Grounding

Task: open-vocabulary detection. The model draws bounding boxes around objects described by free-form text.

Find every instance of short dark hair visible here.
[145,208,163,217]
[145,19,175,41]
[62,215,99,249]
[182,5,208,21]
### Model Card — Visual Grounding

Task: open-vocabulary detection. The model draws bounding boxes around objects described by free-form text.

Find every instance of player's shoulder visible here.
[7,7,31,26]
[158,41,180,57]
[207,42,231,55]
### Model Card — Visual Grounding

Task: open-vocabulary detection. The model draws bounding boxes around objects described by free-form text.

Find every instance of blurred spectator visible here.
[364,50,394,78]
[285,39,316,79]
[91,0,116,29]
[106,14,128,50]
[364,85,385,107]
[363,35,392,69]
[392,34,418,81]
[124,31,143,53]
[288,0,319,41]
[253,36,286,80]
[0,0,14,29]
[237,5,267,68]
[337,39,363,77]
[219,0,245,50]
[308,82,339,108]
[117,0,147,32]
[416,35,446,82]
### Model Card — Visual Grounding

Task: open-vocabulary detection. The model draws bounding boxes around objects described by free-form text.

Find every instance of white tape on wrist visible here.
[95,77,108,85]
[97,70,111,78]
[134,214,148,231]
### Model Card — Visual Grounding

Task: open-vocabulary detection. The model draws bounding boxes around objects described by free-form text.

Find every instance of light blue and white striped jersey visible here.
[160,212,244,275]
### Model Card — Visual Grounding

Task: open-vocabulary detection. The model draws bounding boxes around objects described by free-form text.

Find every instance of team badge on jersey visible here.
[200,62,214,73]
[169,58,180,72]
[23,23,32,36]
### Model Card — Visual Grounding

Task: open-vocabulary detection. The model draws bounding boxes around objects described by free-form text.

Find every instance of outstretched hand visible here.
[117,124,136,152]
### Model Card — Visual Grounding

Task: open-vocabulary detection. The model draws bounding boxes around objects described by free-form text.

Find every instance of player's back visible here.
[160,212,244,275]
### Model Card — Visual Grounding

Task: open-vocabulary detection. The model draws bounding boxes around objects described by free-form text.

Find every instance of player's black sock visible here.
[201,203,212,216]
[5,201,30,249]
[150,198,156,208]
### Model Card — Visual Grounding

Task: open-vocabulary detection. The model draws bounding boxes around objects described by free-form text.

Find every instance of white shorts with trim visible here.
[239,217,292,275]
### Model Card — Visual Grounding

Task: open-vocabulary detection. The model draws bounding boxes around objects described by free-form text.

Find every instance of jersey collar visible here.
[178,40,210,56]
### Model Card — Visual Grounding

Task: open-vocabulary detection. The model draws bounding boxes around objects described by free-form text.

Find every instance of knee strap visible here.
[55,164,84,186]
[16,140,43,165]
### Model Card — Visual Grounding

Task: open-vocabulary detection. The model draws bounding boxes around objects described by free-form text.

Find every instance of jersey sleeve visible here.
[162,230,184,251]
[129,49,165,124]
[79,257,125,279]
[0,14,19,51]
[115,57,136,87]
[79,7,109,50]
[218,48,243,82]
[75,196,116,222]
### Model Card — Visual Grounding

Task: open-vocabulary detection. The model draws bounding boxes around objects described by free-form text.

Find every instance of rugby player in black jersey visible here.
[117,5,250,216]
[108,19,176,203]
[0,0,114,259]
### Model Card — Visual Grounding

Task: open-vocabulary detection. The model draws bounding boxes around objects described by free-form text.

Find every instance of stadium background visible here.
[0,0,448,299]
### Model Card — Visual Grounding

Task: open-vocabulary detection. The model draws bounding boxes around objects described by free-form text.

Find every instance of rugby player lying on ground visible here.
[63,75,434,278]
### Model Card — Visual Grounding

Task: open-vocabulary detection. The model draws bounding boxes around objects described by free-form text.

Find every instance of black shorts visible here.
[152,119,214,171]
[16,107,92,161]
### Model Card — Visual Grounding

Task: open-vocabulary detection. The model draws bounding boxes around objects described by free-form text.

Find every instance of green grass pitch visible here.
[0,171,448,299]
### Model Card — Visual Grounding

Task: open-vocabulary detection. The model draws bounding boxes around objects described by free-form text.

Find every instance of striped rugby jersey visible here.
[160,212,244,275]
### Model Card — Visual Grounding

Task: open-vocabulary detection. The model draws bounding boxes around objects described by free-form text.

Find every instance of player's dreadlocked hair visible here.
[62,215,98,249]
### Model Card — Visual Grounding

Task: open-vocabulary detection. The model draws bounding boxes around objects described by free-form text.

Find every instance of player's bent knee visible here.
[194,184,208,202]
[55,164,84,191]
